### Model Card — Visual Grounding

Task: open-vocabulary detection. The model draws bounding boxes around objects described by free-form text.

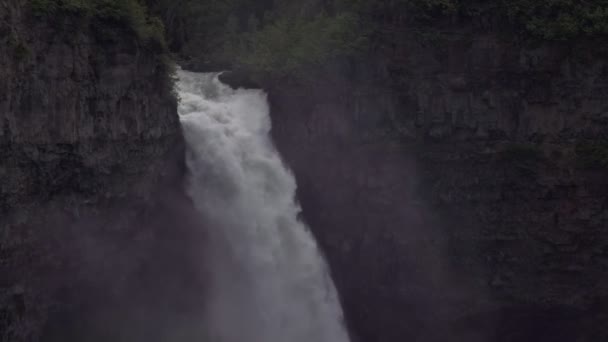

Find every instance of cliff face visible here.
[0,2,205,341]
[269,20,608,342]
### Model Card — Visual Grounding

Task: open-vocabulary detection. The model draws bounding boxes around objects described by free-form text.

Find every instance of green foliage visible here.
[412,27,446,46]
[408,0,458,20]
[500,143,543,161]
[147,0,268,53]
[498,143,543,177]
[576,142,608,169]
[29,0,167,49]
[14,41,31,61]
[148,0,367,77]
[156,53,179,98]
[147,0,608,80]
[403,0,608,40]
[351,0,608,40]
[227,12,366,76]
[7,33,31,61]
[30,0,93,16]
[504,0,608,40]
[29,0,173,90]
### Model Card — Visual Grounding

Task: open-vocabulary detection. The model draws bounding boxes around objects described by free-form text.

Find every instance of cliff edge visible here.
[0,1,204,341]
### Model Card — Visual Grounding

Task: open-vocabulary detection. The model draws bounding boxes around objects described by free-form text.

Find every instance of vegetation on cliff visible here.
[403,0,608,40]
[146,0,366,77]
[576,141,608,169]
[30,0,608,78]
[146,0,608,79]
[27,0,176,93]
[502,0,608,40]
[29,0,167,50]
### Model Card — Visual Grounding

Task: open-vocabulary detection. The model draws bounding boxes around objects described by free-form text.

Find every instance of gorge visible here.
[1,0,608,341]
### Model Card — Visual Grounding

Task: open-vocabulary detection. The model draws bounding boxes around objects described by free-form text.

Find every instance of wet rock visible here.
[218,70,262,89]
[268,22,608,342]
[0,1,203,341]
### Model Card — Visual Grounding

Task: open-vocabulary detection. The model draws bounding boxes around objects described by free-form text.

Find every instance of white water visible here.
[177,70,350,342]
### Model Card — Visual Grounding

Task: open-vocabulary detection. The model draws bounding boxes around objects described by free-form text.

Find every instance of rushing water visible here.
[177,70,350,342]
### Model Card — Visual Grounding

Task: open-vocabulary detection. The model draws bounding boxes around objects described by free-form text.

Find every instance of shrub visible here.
[358,0,608,40]
[7,32,31,61]
[576,142,608,169]
[500,143,543,161]
[30,0,93,16]
[14,41,31,61]
[229,12,366,77]
[504,0,608,40]
[29,0,167,50]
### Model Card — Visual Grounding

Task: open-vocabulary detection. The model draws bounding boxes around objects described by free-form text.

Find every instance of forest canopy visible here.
[30,0,167,50]
[144,0,608,77]
[145,0,367,77]
[30,0,608,76]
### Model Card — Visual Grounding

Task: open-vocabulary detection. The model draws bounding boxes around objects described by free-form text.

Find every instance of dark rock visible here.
[218,70,262,90]
[0,1,206,341]
[268,19,608,342]
[178,56,228,73]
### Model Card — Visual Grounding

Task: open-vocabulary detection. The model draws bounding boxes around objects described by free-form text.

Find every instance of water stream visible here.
[177,70,350,342]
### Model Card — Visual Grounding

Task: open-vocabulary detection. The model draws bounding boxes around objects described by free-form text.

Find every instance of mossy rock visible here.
[576,142,608,169]
[499,143,543,162]
[28,0,168,51]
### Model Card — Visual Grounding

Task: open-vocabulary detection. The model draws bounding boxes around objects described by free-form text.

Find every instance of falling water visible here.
[177,70,350,342]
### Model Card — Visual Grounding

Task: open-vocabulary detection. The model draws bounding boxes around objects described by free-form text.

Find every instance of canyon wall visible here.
[0,1,205,341]
[269,20,608,342]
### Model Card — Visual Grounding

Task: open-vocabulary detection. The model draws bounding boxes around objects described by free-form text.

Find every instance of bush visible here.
[7,32,31,61]
[357,0,608,40]
[148,0,608,81]
[29,0,167,49]
[576,142,608,169]
[14,41,31,61]
[30,0,93,16]
[147,0,368,77]
[504,0,608,40]
[410,0,608,40]
[227,12,366,77]
[500,143,543,161]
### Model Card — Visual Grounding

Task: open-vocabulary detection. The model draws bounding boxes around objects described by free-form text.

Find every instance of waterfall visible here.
[177,70,350,342]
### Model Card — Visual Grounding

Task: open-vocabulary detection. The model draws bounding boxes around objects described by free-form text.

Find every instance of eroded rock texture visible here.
[0,1,205,341]
[269,20,608,342]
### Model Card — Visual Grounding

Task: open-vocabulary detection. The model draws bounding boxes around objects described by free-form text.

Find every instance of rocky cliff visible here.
[0,1,205,341]
[268,17,608,342]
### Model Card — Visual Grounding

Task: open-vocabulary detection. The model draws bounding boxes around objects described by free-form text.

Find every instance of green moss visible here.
[496,143,543,177]
[14,41,31,61]
[29,0,173,91]
[500,143,543,161]
[504,0,608,40]
[29,0,167,50]
[30,0,93,16]
[229,12,366,77]
[7,33,30,61]
[412,28,446,46]
[375,0,608,40]
[138,16,167,50]
[156,53,178,98]
[407,0,459,20]
[576,142,608,169]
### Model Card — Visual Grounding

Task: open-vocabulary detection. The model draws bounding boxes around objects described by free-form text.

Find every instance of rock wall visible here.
[268,19,608,342]
[0,1,205,341]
